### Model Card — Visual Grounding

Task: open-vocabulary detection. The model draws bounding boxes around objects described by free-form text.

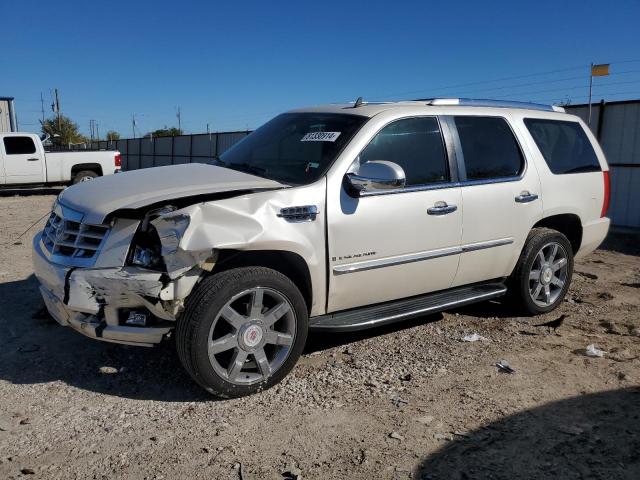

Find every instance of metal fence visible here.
[565,99,640,228]
[49,130,252,171]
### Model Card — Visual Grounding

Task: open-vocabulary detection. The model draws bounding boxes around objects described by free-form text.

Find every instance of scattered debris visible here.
[600,320,623,335]
[496,359,516,374]
[576,271,598,280]
[389,432,404,441]
[597,292,614,301]
[462,333,489,342]
[585,344,606,358]
[282,466,303,479]
[534,314,567,333]
[98,366,119,375]
[20,468,35,475]
[399,373,412,382]
[390,394,409,407]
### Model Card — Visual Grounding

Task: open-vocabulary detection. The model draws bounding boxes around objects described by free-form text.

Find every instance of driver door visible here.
[327,116,463,312]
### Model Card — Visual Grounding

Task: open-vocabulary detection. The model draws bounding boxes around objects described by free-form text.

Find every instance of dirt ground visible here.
[1,189,639,480]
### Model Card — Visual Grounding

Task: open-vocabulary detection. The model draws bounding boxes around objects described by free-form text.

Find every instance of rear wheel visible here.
[176,267,308,398]
[72,170,98,184]
[509,228,574,315]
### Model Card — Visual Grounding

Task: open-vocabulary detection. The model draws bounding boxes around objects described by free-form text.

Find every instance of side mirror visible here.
[345,160,406,196]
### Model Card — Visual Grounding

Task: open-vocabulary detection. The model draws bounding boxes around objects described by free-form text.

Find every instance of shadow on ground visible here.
[0,274,446,402]
[601,229,640,256]
[416,387,640,479]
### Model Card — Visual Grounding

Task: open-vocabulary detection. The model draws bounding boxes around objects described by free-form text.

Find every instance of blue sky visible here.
[2,0,640,137]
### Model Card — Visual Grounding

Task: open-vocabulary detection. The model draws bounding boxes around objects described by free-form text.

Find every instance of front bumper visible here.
[33,233,173,347]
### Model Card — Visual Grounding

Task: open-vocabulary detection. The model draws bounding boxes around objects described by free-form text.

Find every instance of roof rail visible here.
[419,98,565,113]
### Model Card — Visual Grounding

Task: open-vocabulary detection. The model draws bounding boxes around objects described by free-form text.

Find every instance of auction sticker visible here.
[301,132,341,142]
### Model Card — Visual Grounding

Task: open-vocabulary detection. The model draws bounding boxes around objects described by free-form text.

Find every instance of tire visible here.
[176,267,308,398]
[72,170,98,184]
[509,227,574,315]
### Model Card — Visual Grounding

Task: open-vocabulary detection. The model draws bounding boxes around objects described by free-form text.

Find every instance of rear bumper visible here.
[577,217,610,259]
[33,233,172,347]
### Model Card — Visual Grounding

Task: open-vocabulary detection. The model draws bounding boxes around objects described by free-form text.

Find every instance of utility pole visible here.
[54,88,61,131]
[89,120,94,141]
[132,114,137,139]
[176,106,181,132]
[96,122,100,142]
[40,92,45,123]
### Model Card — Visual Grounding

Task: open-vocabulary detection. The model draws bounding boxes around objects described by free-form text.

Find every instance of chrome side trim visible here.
[333,237,514,275]
[333,246,460,275]
[461,237,514,253]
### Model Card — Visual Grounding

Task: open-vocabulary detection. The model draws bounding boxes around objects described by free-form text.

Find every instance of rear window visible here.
[454,116,524,180]
[524,119,601,174]
[3,136,36,155]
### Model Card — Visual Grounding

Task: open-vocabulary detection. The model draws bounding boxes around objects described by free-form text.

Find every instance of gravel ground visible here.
[1,191,639,479]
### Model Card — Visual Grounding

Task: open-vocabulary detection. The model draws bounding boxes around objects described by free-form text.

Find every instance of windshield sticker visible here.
[301,132,341,142]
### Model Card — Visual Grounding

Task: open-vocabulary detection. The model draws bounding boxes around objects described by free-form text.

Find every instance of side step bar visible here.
[309,282,507,332]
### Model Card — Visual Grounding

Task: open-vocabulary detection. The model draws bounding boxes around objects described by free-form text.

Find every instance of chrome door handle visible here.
[428,201,457,215]
[515,192,539,203]
[27,158,40,161]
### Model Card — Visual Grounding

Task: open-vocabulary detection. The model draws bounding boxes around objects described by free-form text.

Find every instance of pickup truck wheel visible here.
[176,267,308,398]
[72,170,98,184]
[510,228,574,315]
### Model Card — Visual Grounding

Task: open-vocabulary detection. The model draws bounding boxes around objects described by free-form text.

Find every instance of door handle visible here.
[428,201,457,215]
[515,191,539,203]
[27,158,40,162]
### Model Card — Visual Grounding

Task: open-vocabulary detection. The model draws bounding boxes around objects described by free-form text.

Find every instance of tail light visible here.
[114,153,122,168]
[601,170,610,217]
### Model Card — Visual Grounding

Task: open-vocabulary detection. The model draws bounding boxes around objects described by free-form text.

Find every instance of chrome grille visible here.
[42,210,110,266]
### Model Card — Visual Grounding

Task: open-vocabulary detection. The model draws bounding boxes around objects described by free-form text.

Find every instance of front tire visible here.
[509,227,574,315]
[176,267,308,398]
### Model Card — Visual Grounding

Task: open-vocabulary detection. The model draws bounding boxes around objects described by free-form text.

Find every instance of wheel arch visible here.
[532,213,582,254]
[71,163,103,176]
[211,249,313,314]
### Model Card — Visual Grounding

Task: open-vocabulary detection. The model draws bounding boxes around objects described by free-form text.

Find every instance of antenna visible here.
[353,97,364,108]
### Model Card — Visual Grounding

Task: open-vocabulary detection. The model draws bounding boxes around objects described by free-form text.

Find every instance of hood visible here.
[58,163,285,224]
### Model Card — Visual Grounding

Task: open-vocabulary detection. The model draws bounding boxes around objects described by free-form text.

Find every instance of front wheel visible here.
[509,227,574,315]
[176,267,308,398]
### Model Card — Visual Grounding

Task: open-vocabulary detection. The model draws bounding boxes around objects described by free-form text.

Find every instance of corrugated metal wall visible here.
[0,99,13,132]
[566,100,640,228]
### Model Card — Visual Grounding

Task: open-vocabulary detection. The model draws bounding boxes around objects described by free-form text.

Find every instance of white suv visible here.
[33,98,611,397]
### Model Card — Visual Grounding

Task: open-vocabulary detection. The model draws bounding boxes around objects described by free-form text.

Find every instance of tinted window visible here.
[524,119,601,174]
[358,117,448,186]
[454,116,523,180]
[217,113,366,185]
[4,136,36,155]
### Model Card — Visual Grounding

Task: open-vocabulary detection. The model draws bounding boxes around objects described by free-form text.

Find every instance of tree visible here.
[145,126,183,137]
[106,130,120,141]
[40,115,87,145]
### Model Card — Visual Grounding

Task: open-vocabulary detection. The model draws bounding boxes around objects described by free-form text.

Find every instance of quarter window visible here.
[524,118,601,174]
[358,117,449,186]
[3,136,36,155]
[454,116,524,180]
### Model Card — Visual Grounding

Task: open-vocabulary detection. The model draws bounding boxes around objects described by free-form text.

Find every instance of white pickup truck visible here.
[0,132,121,186]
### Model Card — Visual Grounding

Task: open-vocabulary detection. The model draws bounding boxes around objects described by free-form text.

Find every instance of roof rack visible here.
[417,98,565,113]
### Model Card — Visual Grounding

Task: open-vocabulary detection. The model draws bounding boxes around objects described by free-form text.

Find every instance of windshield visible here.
[214,112,367,185]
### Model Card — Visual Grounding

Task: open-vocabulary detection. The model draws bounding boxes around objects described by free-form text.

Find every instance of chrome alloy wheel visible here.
[528,242,569,307]
[207,287,296,385]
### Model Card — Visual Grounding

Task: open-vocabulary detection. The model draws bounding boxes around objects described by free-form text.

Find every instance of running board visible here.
[310,282,507,332]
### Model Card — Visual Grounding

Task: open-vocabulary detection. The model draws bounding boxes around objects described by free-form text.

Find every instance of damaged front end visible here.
[33,202,216,347]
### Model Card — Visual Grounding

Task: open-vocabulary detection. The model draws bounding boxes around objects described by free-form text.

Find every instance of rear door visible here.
[1,135,45,184]
[447,114,543,287]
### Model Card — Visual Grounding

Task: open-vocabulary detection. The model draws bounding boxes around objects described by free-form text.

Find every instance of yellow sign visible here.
[591,64,610,76]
